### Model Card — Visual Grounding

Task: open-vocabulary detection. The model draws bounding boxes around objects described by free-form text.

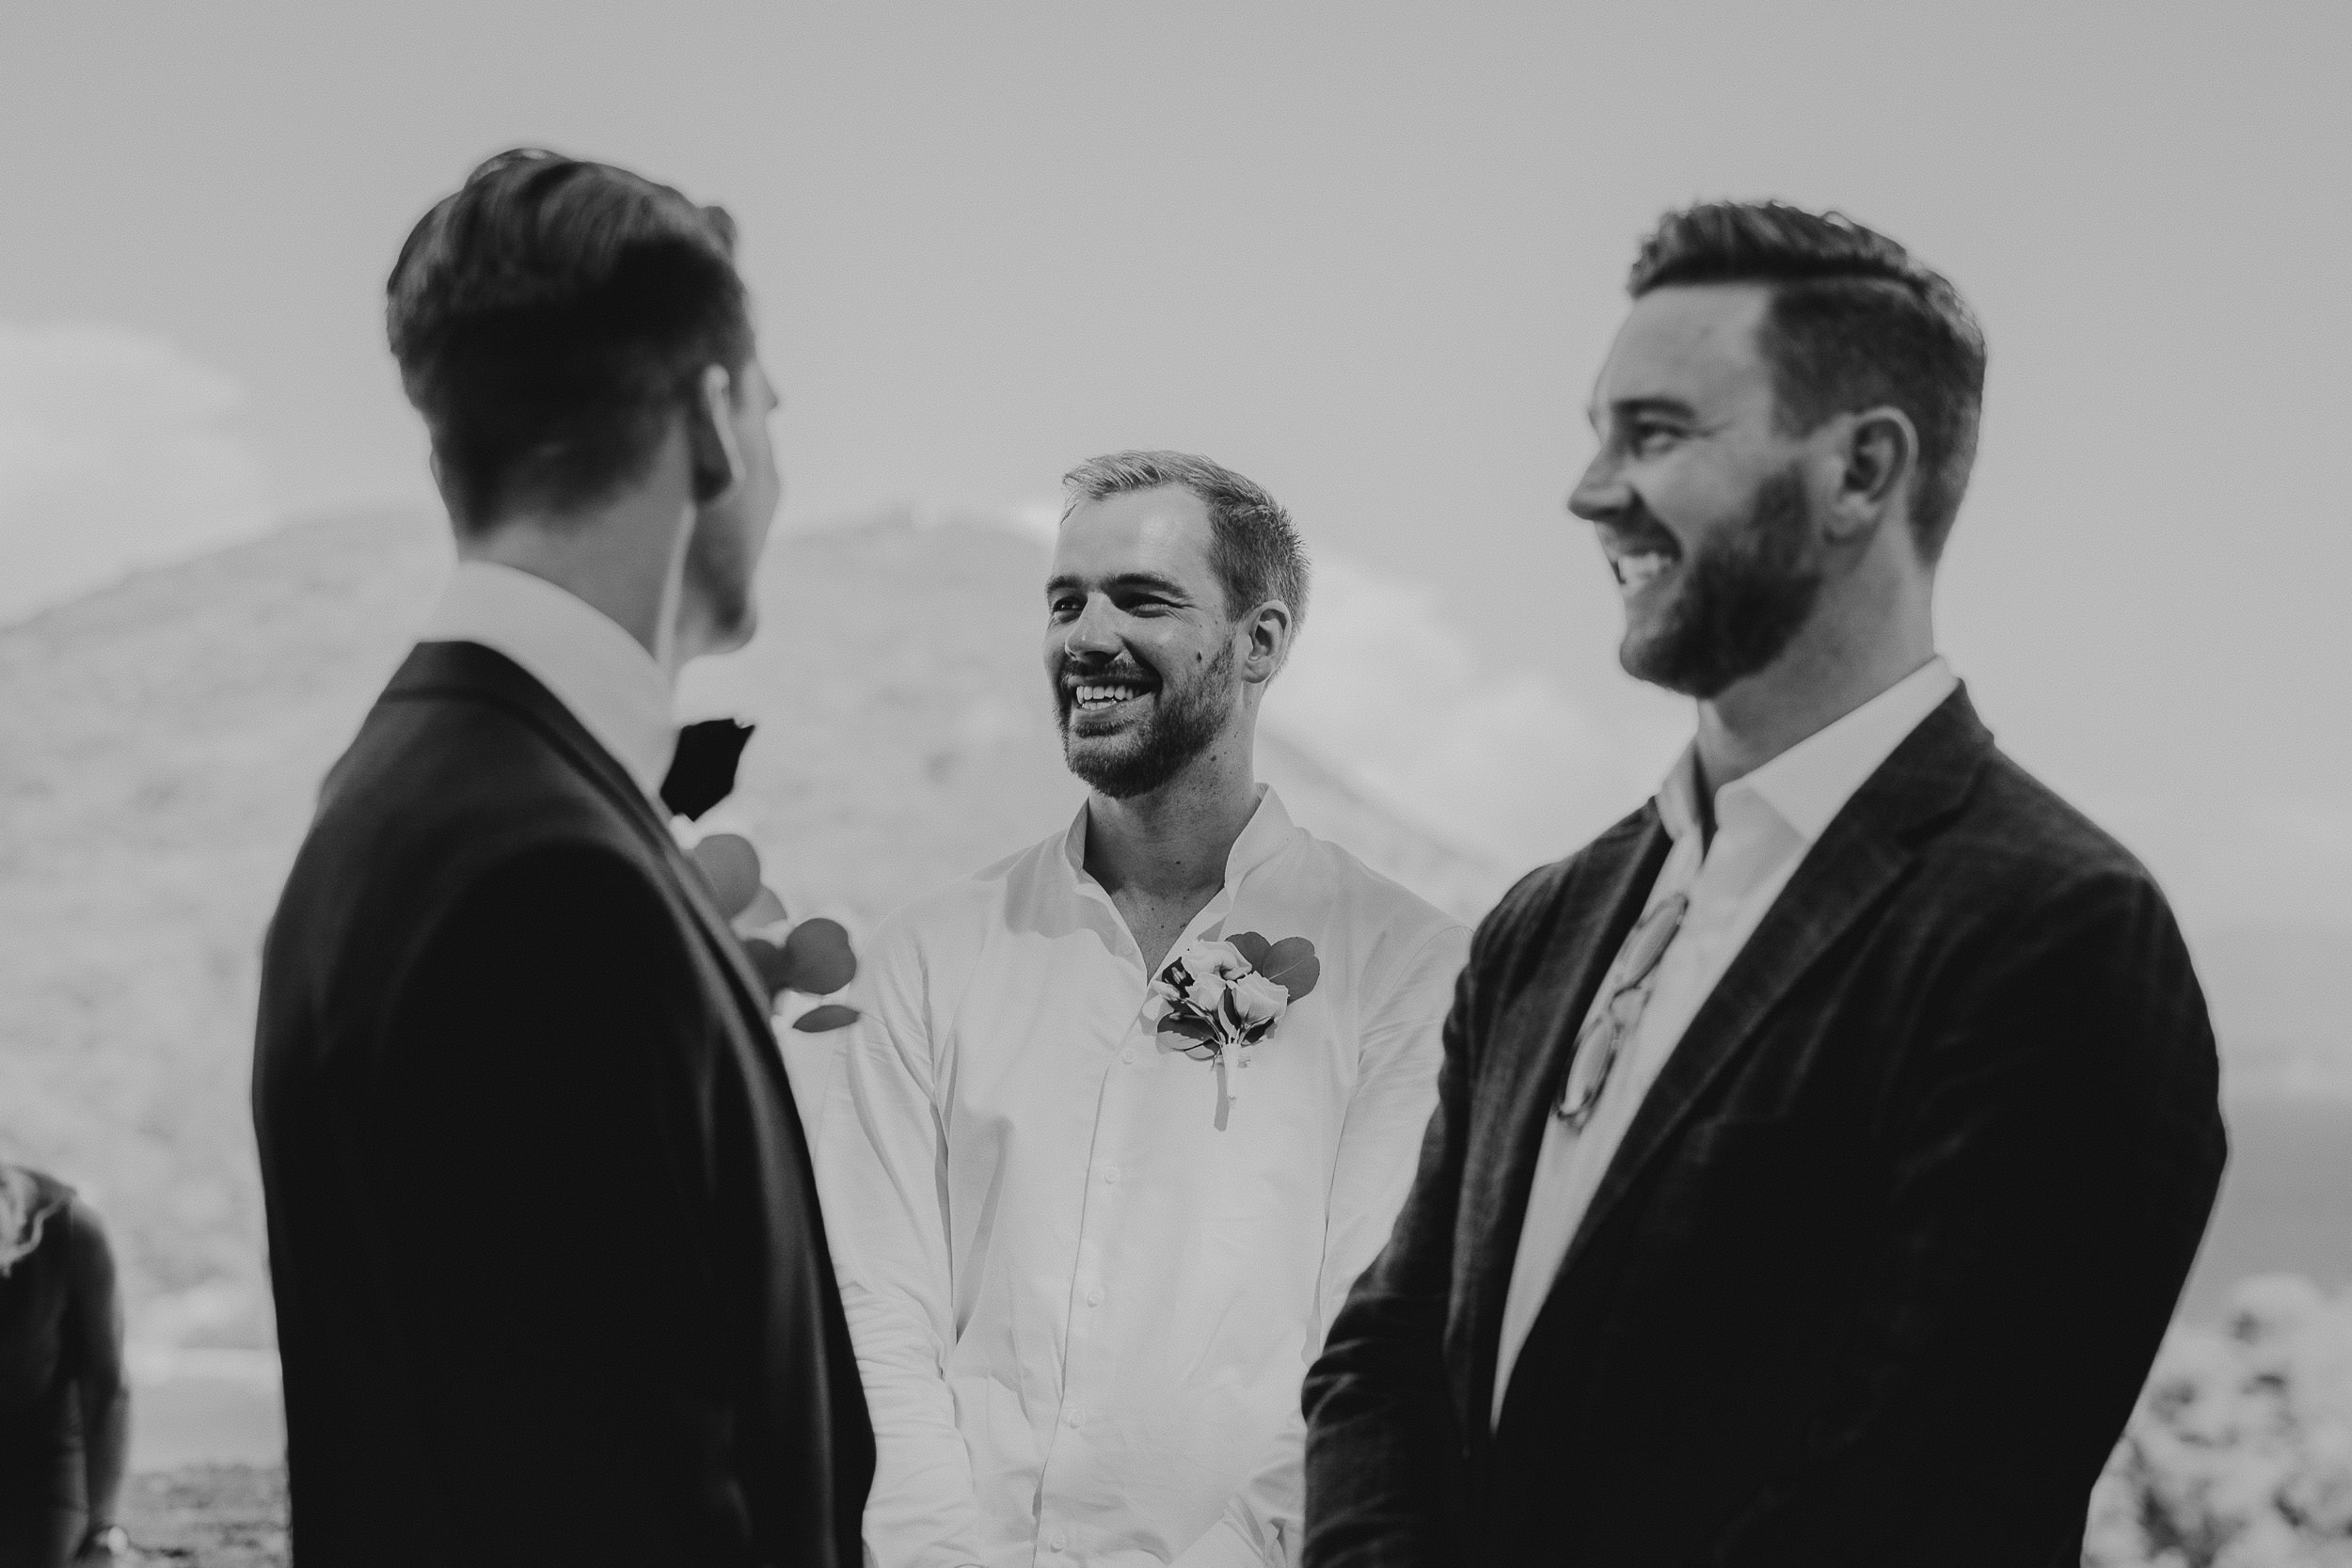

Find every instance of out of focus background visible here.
[4,3,2347,1561]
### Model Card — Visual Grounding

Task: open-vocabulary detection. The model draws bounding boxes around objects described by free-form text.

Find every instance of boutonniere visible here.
[689,830,861,1033]
[1147,932,1320,1107]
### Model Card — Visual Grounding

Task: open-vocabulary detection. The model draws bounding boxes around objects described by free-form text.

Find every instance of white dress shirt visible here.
[819,787,1469,1568]
[1490,657,1960,1425]
[420,560,678,804]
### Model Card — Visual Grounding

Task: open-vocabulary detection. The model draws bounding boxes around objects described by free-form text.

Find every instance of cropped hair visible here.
[1630,200,1987,562]
[387,149,754,533]
[1061,451,1310,634]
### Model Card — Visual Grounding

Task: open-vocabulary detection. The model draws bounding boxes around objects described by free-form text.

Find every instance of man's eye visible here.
[1630,423,1680,454]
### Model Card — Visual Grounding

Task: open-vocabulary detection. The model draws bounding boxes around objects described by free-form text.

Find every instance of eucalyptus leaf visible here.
[1158,1012,1218,1045]
[691,832,764,918]
[778,917,858,996]
[1229,930,1320,1001]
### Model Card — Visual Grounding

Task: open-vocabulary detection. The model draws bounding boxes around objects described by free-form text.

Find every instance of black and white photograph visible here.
[2,4,2344,1564]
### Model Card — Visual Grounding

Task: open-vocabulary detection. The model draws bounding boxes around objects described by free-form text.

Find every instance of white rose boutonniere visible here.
[1149,931,1321,1114]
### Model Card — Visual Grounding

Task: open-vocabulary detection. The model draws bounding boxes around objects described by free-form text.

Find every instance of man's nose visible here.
[1064,596,1122,657]
[1567,450,1630,524]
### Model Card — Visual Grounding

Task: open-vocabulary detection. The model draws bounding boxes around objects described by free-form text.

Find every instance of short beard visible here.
[1058,641,1235,800]
[1622,465,1823,700]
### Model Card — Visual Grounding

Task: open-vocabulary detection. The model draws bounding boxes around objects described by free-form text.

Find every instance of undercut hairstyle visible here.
[1629,200,1987,562]
[1060,450,1311,633]
[387,149,754,534]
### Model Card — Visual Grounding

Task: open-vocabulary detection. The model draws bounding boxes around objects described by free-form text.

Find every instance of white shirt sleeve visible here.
[1170,920,1470,1568]
[817,925,991,1568]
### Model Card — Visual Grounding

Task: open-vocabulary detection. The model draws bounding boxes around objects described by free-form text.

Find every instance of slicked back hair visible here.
[1630,200,1987,562]
[388,149,754,534]
[1061,451,1311,635]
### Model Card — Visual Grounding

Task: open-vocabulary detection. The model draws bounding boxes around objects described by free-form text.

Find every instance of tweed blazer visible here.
[1303,688,2226,1568]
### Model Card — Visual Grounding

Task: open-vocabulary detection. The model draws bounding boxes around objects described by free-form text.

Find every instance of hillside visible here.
[0,506,1508,1352]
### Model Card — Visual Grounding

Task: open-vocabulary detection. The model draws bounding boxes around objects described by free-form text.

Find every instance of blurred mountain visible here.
[0,505,1508,1352]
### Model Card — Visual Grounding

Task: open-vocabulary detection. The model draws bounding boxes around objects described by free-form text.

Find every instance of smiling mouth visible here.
[1602,527,1683,598]
[1068,678,1155,714]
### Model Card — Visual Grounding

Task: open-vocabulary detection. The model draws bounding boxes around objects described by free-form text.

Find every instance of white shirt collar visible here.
[1657,656,1960,849]
[1059,783,1300,901]
[421,561,680,805]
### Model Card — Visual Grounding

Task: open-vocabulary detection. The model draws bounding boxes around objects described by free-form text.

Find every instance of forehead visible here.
[1050,484,1217,583]
[1592,283,1776,420]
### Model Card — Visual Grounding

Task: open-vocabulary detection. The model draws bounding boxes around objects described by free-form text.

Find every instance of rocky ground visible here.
[120,1465,285,1566]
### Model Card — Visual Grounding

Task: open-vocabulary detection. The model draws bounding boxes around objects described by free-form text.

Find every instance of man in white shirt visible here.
[1305,202,2225,1566]
[820,451,1469,1568]
[253,149,872,1567]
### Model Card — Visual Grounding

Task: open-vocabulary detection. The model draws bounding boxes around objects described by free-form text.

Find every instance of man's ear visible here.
[685,364,743,506]
[1825,406,1917,543]
[1240,600,1296,686]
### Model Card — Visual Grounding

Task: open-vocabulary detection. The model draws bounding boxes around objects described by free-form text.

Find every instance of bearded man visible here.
[1302,203,2227,1566]
[818,451,1469,1568]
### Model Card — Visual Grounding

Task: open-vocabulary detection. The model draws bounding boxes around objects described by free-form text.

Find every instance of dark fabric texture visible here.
[0,1174,90,1568]
[1302,688,2227,1568]
[252,641,872,1568]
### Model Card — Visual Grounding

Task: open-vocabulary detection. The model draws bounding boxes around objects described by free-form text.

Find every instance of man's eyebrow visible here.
[1044,572,1191,597]
[1597,394,1700,426]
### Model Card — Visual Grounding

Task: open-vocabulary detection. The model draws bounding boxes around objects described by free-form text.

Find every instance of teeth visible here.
[1614,551,1673,592]
[1073,683,1146,707]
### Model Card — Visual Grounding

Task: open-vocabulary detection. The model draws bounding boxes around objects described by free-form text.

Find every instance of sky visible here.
[3,0,2348,942]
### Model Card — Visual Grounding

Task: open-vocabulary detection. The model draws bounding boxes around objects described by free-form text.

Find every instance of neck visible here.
[1083,724,1261,904]
[1693,578,1935,790]
[455,449,698,683]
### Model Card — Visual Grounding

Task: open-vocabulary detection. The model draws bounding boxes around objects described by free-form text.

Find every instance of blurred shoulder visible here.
[1477,801,1660,954]
[1940,746,2169,910]
[294,685,652,920]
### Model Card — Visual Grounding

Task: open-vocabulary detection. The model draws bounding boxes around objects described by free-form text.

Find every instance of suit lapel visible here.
[1545,689,1995,1291]
[1462,811,1669,1434]
[387,641,781,1041]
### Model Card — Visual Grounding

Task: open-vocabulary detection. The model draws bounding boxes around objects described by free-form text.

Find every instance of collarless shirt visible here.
[1489,657,1961,1427]
[420,560,679,805]
[819,786,1470,1568]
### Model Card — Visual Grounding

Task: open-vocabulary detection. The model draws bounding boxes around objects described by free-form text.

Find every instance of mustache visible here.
[1055,659,1158,688]
[1597,498,1682,555]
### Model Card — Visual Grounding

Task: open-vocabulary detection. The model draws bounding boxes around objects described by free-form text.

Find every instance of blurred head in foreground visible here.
[1569,199,1986,704]
[1047,451,1309,800]
[387,149,781,663]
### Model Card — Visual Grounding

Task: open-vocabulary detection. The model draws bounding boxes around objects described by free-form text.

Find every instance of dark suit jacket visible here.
[253,641,873,1567]
[1302,689,2226,1568]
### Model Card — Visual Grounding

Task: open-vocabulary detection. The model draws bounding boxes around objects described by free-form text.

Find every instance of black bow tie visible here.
[661,719,755,821]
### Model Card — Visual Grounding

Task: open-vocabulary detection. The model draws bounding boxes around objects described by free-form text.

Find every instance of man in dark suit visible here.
[253,150,871,1567]
[1303,201,2226,1567]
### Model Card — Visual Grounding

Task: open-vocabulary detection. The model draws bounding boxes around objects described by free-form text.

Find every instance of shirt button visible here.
[1103,1164,1121,1184]
[1121,1048,1136,1065]
[1048,1529,1069,1552]
[1064,1406,1085,1427]
[1087,1286,1104,1307]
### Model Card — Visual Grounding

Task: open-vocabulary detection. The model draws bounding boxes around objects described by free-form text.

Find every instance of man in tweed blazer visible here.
[1302,202,2226,1566]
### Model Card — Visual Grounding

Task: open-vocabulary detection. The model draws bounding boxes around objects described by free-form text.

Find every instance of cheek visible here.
[1644,456,1755,540]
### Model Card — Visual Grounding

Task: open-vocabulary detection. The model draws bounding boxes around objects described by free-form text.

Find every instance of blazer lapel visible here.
[387,641,781,1039]
[1547,689,1995,1290]
[1461,811,1670,1436]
